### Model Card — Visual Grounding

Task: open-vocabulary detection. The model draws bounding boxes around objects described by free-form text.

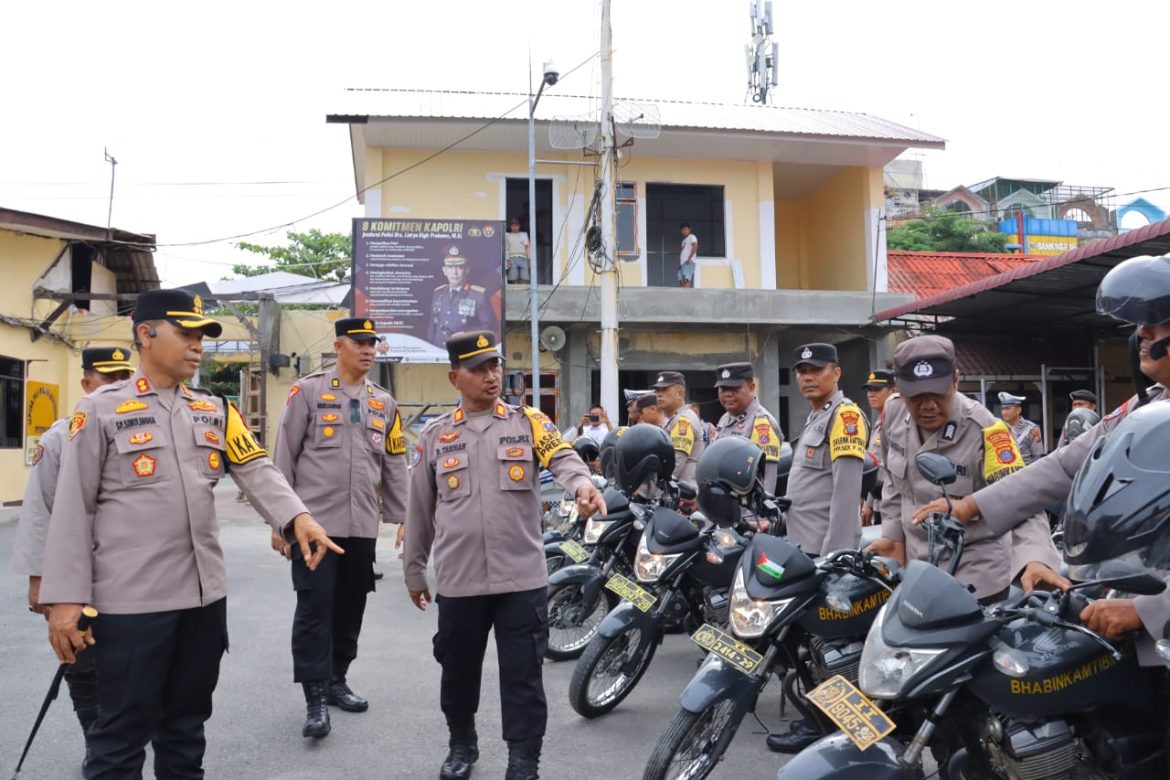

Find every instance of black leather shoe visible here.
[505,737,542,780]
[765,719,822,753]
[440,726,478,780]
[302,681,331,738]
[328,680,369,713]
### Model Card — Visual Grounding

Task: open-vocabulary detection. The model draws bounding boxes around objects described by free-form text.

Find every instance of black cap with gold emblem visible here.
[82,346,133,374]
[447,330,501,368]
[334,317,380,342]
[714,362,754,388]
[133,288,223,337]
[861,369,895,389]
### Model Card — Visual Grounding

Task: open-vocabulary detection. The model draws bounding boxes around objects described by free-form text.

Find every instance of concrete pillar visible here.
[563,325,590,424]
[757,329,781,424]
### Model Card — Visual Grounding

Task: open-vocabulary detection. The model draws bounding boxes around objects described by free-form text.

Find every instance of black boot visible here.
[439,724,479,780]
[765,718,822,753]
[77,706,98,772]
[302,681,331,738]
[505,737,542,780]
[328,678,369,712]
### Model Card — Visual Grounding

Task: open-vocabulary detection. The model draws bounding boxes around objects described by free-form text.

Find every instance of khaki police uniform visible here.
[429,282,495,347]
[716,398,783,492]
[786,389,867,556]
[664,405,706,484]
[273,365,408,686]
[40,369,308,777]
[10,418,67,578]
[1009,417,1045,464]
[404,396,592,742]
[878,393,1060,601]
[975,385,1170,662]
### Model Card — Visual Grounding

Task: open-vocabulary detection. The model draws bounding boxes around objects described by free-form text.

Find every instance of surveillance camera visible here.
[542,60,559,86]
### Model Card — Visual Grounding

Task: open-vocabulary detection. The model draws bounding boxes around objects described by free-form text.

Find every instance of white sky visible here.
[3,0,1168,286]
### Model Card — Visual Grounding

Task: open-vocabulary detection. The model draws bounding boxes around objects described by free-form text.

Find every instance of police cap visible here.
[893,335,956,397]
[714,362,754,388]
[635,393,658,412]
[447,330,500,368]
[443,246,468,267]
[862,369,895,389]
[82,346,133,374]
[334,317,379,342]
[1069,389,1098,404]
[997,392,1026,407]
[793,343,837,369]
[653,371,686,389]
[134,288,223,337]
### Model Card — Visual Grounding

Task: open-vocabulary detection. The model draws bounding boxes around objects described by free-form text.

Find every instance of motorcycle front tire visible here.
[643,699,746,780]
[545,582,613,662]
[569,625,658,718]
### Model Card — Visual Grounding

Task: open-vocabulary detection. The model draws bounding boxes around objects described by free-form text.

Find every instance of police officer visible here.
[271,317,409,738]
[10,347,133,768]
[998,391,1044,464]
[785,343,867,556]
[1057,389,1099,448]
[713,362,784,493]
[403,330,604,780]
[860,369,896,526]
[635,392,663,426]
[1069,388,1098,411]
[428,246,497,347]
[39,289,340,779]
[919,254,1170,662]
[653,370,706,485]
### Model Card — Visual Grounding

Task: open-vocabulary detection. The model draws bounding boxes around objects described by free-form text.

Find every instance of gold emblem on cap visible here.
[112,348,125,360]
[193,295,203,315]
[476,335,489,348]
[868,372,876,382]
[363,320,373,330]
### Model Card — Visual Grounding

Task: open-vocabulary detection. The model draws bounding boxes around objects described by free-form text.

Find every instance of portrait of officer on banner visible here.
[427,246,499,349]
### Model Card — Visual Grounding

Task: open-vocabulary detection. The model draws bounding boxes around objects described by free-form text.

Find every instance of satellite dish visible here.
[548,116,600,150]
[539,325,567,352]
[613,102,661,140]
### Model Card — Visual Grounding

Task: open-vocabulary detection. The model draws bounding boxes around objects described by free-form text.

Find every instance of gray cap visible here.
[893,335,956,397]
[998,392,1026,407]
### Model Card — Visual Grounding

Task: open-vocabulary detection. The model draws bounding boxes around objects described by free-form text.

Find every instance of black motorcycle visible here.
[543,474,609,575]
[567,504,749,718]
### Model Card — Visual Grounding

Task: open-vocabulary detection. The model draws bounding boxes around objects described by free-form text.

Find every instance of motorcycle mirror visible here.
[1157,640,1170,664]
[1069,562,1167,596]
[677,480,698,501]
[915,452,957,486]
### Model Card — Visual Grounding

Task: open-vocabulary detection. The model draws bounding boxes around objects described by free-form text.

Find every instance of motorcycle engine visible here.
[702,589,729,628]
[808,637,864,685]
[983,717,1077,780]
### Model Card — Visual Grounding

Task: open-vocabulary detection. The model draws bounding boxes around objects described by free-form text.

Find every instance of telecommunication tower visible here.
[746,1,778,103]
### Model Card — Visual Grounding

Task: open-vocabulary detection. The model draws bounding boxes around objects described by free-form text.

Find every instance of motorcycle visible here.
[544,474,609,576]
[567,501,752,718]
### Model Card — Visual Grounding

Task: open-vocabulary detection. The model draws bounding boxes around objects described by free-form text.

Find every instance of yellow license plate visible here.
[691,624,765,676]
[559,540,590,564]
[604,573,657,612]
[806,675,896,752]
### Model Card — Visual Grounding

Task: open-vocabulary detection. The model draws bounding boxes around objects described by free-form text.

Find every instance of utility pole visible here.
[103,148,118,238]
[597,0,620,423]
[527,58,559,411]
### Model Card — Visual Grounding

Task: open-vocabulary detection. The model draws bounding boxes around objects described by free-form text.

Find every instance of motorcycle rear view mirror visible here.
[677,480,697,501]
[1069,567,1166,596]
[915,452,957,486]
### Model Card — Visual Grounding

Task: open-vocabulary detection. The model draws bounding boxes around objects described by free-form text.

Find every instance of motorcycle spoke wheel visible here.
[569,626,658,717]
[643,700,740,780]
[545,584,608,661]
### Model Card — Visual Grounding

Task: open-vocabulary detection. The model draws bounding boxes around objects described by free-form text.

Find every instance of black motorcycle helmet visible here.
[1063,402,1170,576]
[612,423,674,495]
[1062,407,1100,444]
[598,426,627,481]
[860,450,879,498]
[1095,253,1170,326]
[695,436,765,526]
[572,437,601,464]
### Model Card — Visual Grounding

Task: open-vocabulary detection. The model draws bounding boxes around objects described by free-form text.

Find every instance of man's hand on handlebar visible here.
[1079,599,1143,641]
[913,495,979,525]
[864,536,906,567]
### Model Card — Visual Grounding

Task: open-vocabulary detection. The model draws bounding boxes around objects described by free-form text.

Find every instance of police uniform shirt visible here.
[273,369,408,537]
[975,385,1169,663]
[1008,416,1044,464]
[863,410,887,512]
[40,370,309,614]
[786,390,868,557]
[429,283,495,346]
[404,402,593,598]
[9,418,67,576]
[878,392,1059,600]
[715,398,783,491]
[663,405,706,483]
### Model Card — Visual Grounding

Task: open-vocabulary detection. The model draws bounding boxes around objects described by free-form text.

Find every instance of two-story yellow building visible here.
[328,89,942,435]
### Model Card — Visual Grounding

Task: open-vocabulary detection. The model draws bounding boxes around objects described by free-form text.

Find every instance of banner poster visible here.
[25,380,60,465]
[352,218,504,363]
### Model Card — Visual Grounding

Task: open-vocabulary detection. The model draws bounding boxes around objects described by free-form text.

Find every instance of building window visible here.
[644,183,726,287]
[505,178,554,285]
[616,182,639,257]
[0,356,25,449]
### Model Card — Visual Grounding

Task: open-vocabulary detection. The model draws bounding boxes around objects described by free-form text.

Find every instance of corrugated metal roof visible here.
[888,251,1041,300]
[330,88,945,147]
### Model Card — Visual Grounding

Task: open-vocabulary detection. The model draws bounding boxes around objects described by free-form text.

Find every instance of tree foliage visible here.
[887,206,1010,253]
[232,229,351,282]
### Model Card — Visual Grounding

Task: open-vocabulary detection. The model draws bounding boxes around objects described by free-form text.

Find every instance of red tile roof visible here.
[887,251,1041,300]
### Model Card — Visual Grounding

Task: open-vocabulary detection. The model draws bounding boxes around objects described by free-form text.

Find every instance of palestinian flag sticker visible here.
[756,553,785,581]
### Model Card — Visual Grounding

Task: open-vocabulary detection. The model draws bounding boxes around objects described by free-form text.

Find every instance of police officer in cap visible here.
[404,330,605,780]
[713,362,784,493]
[860,369,896,526]
[429,246,497,347]
[998,391,1044,464]
[784,343,867,556]
[39,288,340,779]
[653,370,706,487]
[918,253,1170,661]
[10,346,134,769]
[1057,389,1099,448]
[272,317,409,738]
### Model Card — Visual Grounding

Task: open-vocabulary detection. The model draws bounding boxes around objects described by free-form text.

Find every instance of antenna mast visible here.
[746,1,778,104]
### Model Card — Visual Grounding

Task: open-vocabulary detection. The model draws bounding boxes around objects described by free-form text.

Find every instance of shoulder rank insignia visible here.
[116,399,149,414]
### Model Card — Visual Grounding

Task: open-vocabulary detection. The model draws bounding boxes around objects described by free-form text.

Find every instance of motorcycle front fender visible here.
[597,599,660,639]
[547,563,606,612]
[678,654,765,713]
[777,732,917,780]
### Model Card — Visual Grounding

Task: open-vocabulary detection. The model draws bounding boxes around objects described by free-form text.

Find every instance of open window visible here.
[0,356,25,449]
[645,184,725,287]
[505,178,553,285]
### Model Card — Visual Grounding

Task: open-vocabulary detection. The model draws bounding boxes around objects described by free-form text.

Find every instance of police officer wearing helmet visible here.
[713,362,784,494]
[271,317,409,738]
[919,254,1170,660]
[653,371,706,486]
[1057,391,1099,448]
[785,343,868,557]
[39,289,340,779]
[403,330,604,780]
[998,391,1045,464]
[428,246,497,347]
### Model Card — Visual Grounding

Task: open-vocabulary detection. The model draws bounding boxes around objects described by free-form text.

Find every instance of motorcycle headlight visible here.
[634,532,682,582]
[583,516,616,544]
[858,604,945,699]
[729,568,793,638]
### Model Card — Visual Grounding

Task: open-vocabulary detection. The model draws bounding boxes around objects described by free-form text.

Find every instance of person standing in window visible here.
[678,223,698,288]
[504,218,531,285]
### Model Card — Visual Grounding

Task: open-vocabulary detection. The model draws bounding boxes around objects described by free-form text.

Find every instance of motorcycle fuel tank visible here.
[797,572,891,641]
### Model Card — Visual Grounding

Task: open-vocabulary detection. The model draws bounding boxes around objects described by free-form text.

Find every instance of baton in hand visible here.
[12,606,98,780]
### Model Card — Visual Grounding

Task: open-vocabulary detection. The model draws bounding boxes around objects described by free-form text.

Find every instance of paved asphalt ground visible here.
[0,477,800,779]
